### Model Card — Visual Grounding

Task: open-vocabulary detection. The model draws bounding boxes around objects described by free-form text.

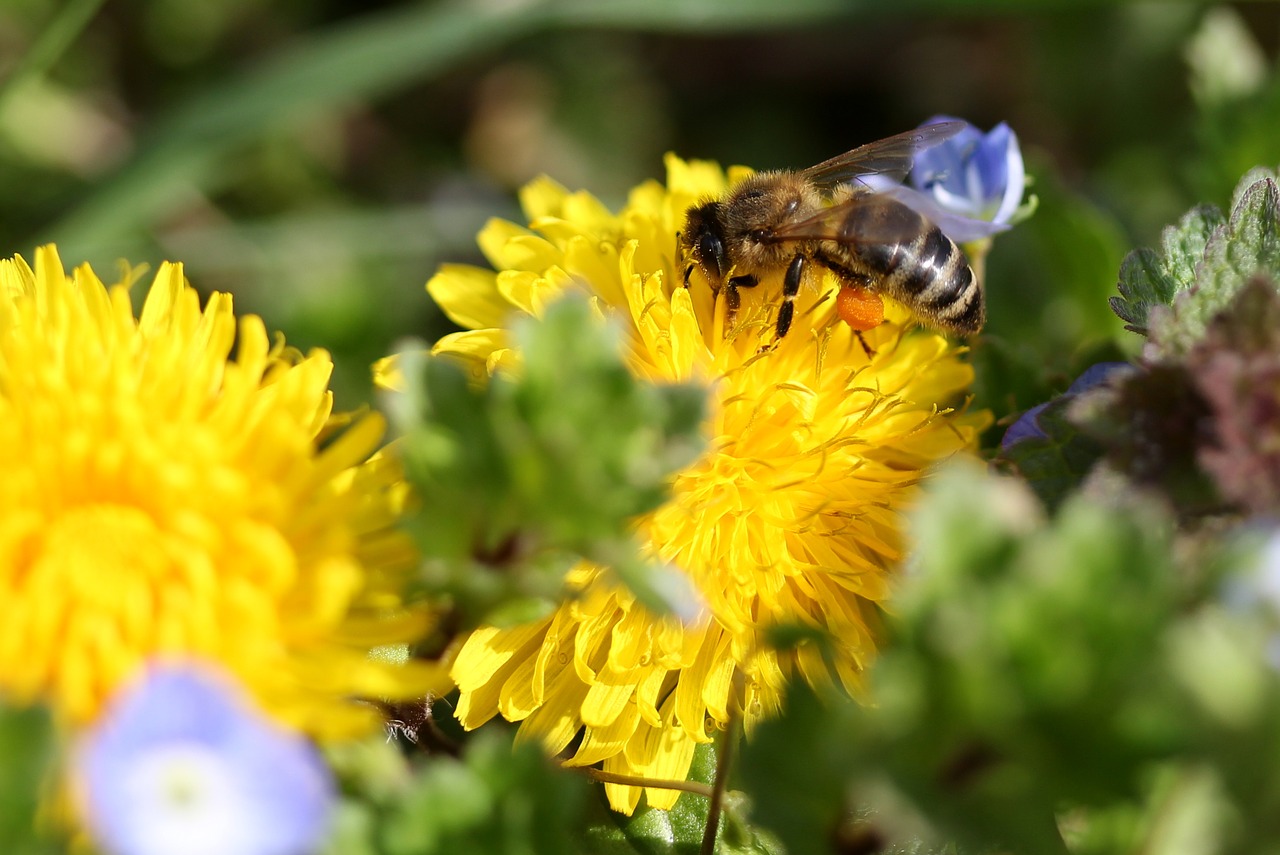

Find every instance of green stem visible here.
[576,766,715,798]
[701,680,743,855]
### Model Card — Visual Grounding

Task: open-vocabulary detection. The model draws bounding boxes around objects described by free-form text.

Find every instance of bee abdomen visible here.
[889,227,982,331]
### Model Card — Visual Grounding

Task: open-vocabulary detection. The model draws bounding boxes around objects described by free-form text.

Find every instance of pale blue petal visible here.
[79,663,335,855]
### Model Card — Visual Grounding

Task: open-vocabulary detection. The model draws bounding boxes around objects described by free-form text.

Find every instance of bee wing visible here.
[800,121,965,188]
[872,183,1010,242]
[763,192,920,245]
[767,185,1009,246]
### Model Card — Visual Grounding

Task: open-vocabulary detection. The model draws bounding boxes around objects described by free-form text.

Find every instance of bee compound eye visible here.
[698,232,726,278]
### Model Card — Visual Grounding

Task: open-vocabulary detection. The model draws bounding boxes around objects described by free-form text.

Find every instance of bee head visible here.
[680,201,728,286]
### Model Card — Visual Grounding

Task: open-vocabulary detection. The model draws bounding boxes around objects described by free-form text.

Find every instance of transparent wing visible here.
[800,121,965,188]
[766,186,1007,246]
[872,183,1010,242]
[766,191,930,245]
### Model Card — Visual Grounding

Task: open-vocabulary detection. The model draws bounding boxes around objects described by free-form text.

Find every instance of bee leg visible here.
[854,330,876,360]
[822,263,883,359]
[776,255,806,339]
[726,273,758,328]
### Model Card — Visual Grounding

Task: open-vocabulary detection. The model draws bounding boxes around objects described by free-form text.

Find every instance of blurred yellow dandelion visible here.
[0,246,446,739]
[427,157,988,813]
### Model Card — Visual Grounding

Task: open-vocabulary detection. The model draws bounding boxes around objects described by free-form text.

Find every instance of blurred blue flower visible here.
[1001,362,1130,450]
[78,663,334,855]
[911,115,1026,225]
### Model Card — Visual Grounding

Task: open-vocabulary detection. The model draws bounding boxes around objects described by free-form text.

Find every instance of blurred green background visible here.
[1,0,1275,425]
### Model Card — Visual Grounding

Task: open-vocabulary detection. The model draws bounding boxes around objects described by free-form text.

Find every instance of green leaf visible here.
[47,2,534,255]
[740,465,1216,855]
[1110,248,1179,335]
[581,742,711,855]
[890,472,1196,840]
[584,742,715,855]
[380,730,589,855]
[908,459,1044,584]
[501,299,706,546]
[0,704,59,855]
[393,295,707,625]
[582,739,782,855]
[1109,203,1226,337]
[320,801,381,855]
[996,396,1108,512]
[1152,177,1280,356]
[737,686,857,855]
[1161,204,1226,291]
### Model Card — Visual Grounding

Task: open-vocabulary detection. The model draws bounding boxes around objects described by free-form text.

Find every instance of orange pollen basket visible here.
[836,286,885,331]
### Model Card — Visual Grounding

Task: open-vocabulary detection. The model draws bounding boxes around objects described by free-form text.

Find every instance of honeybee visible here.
[679,122,998,342]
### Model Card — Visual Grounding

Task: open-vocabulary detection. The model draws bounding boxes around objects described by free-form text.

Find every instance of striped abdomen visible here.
[828,195,984,334]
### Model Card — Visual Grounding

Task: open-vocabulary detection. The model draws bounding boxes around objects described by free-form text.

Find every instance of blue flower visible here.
[911,115,1026,225]
[1001,362,1130,450]
[77,663,335,855]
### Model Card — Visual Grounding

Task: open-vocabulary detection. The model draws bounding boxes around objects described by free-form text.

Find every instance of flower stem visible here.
[576,767,714,798]
[702,672,744,855]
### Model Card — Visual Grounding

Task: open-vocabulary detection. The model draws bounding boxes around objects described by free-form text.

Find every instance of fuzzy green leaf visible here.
[392,295,707,624]
[1153,177,1280,355]
[1110,204,1225,336]
[1110,248,1180,335]
[1162,204,1226,291]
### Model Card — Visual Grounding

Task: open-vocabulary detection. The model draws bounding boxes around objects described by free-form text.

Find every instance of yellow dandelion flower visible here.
[427,156,989,813]
[0,245,447,739]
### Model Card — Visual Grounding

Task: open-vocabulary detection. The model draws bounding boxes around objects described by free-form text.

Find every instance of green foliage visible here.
[1109,204,1224,337]
[1086,170,1280,520]
[326,730,590,855]
[985,164,1128,350]
[582,741,780,855]
[886,468,1191,814]
[0,705,59,855]
[1072,363,1224,517]
[16,4,1280,855]
[975,164,1129,438]
[995,395,1107,511]
[328,732,785,855]
[739,462,1280,855]
[1112,170,1280,358]
[386,732,587,855]
[1154,174,1280,356]
[585,743,718,855]
[391,296,706,623]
